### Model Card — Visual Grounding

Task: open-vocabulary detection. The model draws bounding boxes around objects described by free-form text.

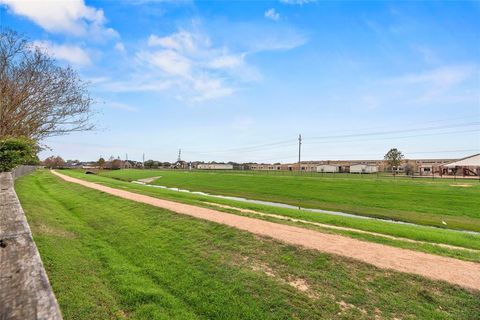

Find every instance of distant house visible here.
[350,164,378,174]
[172,160,188,169]
[124,160,134,169]
[197,163,233,170]
[317,164,339,173]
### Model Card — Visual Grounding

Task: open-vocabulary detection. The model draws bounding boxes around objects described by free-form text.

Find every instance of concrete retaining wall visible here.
[0,171,62,320]
[12,165,38,180]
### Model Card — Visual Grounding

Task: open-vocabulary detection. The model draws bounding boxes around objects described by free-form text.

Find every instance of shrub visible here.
[0,136,39,172]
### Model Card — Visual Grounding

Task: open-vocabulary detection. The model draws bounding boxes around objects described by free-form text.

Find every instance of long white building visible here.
[350,164,378,174]
[197,163,233,170]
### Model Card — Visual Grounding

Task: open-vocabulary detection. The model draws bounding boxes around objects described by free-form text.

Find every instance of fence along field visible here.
[97,169,480,233]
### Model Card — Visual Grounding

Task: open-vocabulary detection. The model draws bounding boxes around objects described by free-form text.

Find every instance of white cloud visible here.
[350,64,479,110]
[140,49,192,77]
[279,0,317,5]
[114,42,126,53]
[0,0,118,38]
[33,41,91,66]
[208,54,244,69]
[99,78,175,93]
[99,25,306,102]
[105,102,137,112]
[391,65,478,104]
[392,65,475,90]
[148,31,208,53]
[191,76,234,102]
[136,30,243,101]
[265,8,280,21]
[413,45,439,65]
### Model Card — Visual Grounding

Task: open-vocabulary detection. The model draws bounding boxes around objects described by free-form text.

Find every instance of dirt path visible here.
[52,171,480,291]
[206,202,480,253]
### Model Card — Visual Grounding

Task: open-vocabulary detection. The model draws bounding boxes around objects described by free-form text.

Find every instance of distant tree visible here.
[404,163,414,176]
[144,159,154,168]
[110,159,123,170]
[0,136,39,172]
[0,30,93,140]
[97,157,106,169]
[43,156,66,169]
[384,148,404,175]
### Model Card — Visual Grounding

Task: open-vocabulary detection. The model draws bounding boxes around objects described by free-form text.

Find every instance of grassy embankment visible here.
[15,170,480,319]
[59,169,480,262]
[98,169,480,233]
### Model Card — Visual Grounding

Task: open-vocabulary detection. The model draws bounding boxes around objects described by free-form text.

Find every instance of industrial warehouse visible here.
[186,153,480,177]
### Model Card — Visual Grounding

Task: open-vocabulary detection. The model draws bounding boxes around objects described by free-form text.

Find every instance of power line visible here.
[183,121,478,156]
[307,122,479,141]
[307,128,479,145]
[305,114,479,136]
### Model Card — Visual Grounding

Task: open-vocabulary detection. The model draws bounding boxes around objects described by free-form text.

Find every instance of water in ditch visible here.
[132,181,480,235]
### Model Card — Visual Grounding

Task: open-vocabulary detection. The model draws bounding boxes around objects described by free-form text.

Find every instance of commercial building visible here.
[350,164,379,174]
[441,154,480,177]
[197,163,234,170]
[317,164,339,173]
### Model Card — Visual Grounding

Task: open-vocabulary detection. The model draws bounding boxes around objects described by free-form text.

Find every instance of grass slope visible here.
[15,170,480,319]
[99,169,480,232]
[59,169,480,262]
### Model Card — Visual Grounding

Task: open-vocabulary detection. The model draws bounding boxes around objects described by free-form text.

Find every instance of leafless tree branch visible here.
[0,29,94,140]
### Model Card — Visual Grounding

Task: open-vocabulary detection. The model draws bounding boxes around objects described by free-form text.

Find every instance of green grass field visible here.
[98,169,480,232]
[15,171,480,319]
[58,169,480,262]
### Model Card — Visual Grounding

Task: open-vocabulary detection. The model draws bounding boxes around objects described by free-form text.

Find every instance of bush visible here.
[0,136,39,172]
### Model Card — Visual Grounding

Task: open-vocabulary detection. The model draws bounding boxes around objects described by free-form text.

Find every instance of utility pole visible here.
[298,134,302,174]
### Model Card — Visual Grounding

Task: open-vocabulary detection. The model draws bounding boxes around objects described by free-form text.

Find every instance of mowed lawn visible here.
[99,169,480,232]
[16,171,480,319]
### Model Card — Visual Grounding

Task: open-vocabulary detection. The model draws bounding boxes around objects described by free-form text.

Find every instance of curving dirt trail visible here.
[52,171,480,291]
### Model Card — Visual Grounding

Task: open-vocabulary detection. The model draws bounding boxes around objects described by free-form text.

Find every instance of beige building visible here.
[350,164,378,174]
[197,163,234,170]
[248,158,457,174]
[317,164,339,173]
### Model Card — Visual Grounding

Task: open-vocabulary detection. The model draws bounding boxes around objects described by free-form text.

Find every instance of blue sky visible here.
[1,0,479,163]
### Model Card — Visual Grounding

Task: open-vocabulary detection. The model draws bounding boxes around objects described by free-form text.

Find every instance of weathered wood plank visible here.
[0,172,62,320]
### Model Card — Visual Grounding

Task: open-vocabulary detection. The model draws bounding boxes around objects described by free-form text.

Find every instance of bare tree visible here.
[43,156,66,169]
[0,30,93,140]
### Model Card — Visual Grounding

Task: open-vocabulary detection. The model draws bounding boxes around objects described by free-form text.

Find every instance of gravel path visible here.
[52,171,480,291]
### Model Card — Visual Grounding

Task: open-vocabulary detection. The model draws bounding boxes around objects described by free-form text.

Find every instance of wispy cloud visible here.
[265,8,280,21]
[413,45,440,65]
[136,30,240,101]
[349,64,479,111]
[104,102,138,112]
[99,23,303,102]
[114,42,126,53]
[33,41,91,66]
[0,0,118,38]
[389,64,478,104]
[279,0,317,5]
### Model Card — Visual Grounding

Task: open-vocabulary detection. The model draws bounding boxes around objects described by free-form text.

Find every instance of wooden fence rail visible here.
[0,169,62,320]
